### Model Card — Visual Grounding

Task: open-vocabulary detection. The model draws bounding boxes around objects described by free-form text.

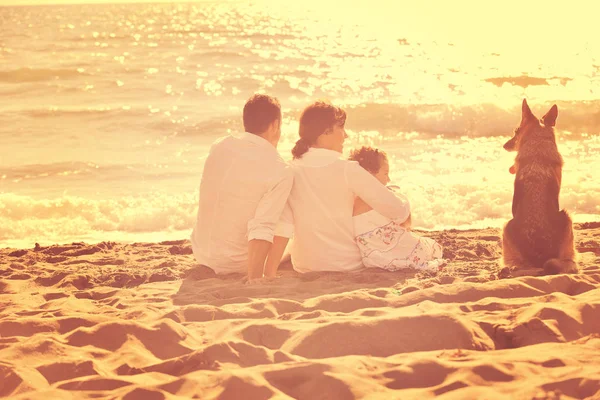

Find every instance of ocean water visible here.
[1,1,599,248]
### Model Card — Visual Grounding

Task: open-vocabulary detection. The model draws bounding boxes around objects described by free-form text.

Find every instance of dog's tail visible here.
[543,258,578,275]
[542,210,578,275]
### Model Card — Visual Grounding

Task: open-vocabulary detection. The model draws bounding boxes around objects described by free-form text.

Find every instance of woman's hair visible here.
[291,101,346,159]
[243,94,281,134]
[348,146,388,174]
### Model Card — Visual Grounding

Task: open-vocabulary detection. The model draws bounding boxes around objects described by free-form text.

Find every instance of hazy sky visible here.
[1,0,218,5]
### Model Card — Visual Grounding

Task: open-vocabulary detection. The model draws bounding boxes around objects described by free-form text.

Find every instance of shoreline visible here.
[4,220,600,252]
[3,221,600,253]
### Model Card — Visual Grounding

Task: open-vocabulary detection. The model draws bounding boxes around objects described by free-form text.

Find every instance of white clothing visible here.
[191,132,292,274]
[354,209,444,271]
[278,148,411,273]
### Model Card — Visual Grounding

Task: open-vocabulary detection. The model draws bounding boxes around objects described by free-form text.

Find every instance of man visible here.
[190,94,292,280]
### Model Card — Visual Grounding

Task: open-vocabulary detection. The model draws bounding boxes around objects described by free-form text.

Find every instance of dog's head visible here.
[503,99,558,152]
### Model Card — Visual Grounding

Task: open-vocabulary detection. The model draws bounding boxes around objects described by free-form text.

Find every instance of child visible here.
[349,146,446,272]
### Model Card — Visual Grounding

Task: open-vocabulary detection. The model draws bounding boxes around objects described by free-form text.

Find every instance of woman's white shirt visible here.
[278,148,410,273]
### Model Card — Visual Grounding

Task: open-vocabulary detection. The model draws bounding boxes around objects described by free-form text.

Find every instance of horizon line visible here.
[0,0,240,7]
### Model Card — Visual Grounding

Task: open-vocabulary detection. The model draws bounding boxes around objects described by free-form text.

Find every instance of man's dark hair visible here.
[243,94,281,134]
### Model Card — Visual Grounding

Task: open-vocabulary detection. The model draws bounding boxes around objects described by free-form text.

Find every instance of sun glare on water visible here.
[1,0,599,246]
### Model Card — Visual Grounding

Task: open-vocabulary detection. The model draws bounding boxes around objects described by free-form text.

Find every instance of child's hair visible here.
[348,146,388,174]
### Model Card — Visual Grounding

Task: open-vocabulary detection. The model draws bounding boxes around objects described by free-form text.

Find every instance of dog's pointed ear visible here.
[541,104,558,127]
[521,98,536,122]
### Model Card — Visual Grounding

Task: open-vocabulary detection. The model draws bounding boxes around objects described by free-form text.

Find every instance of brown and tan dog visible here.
[501,99,577,275]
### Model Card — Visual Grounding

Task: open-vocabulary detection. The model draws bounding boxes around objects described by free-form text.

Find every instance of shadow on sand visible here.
[172,261,421,306]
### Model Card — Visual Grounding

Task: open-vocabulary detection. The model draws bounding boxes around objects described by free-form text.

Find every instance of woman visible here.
[265,101,411,274]
[349,146,445,272]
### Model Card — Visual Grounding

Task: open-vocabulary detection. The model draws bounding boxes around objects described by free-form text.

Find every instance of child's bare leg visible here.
[400,214,412,230]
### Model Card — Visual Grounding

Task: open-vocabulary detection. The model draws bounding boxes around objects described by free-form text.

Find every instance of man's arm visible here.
[263,200,295,277]
[246,167,293,280]
[263,236,289,278]
[247,239,272,280]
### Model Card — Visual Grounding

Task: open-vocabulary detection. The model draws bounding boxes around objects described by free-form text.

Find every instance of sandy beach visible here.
[1,224,599,399]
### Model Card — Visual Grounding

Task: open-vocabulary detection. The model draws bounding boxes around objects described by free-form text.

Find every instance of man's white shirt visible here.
[191,132,292,274]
